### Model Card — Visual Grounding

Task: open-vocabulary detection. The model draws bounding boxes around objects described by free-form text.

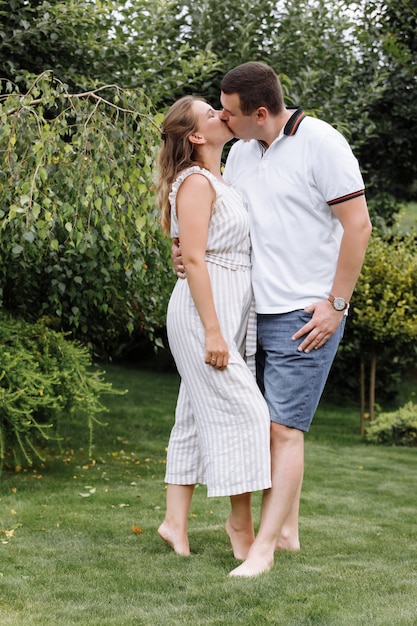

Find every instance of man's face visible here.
[219,92,259,141]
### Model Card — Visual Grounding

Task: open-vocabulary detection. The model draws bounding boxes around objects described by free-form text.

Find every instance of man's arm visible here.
[293,195,372,353]
[172,237,186,279]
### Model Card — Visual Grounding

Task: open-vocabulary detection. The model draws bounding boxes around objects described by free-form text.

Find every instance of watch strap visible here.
[328,294,349,310]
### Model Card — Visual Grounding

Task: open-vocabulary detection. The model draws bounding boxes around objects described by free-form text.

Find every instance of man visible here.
[174,61,372,576]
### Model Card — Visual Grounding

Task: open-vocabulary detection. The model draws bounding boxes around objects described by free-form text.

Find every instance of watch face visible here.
[333,297,346,311]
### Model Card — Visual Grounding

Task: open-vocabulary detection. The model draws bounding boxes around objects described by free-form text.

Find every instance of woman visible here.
[156,96,271,573]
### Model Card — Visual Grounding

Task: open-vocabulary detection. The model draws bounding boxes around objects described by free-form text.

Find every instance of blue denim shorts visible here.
[256,311,346,432]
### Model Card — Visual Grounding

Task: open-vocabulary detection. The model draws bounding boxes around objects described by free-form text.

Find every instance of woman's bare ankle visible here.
[158,521,190,556]
[225,515,255,560]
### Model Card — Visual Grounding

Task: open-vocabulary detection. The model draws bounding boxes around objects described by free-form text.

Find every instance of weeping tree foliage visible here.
[0,72,174,358]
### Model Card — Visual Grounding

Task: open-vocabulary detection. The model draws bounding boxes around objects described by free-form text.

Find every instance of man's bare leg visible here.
[229,424,304,577]
[158,484,194,555]
[276,476,302,551]
[226,492,255,559]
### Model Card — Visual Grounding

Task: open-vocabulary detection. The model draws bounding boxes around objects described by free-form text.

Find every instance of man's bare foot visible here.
[225,516,255,560]
[228,555,273,578]
[157,521,190,556]
[275,534,300,552]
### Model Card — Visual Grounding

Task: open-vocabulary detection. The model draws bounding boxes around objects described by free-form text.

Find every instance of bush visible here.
[365,402,417,447]
[0,312,123,471]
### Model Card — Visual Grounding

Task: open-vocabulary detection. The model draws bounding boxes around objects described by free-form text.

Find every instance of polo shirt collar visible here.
[284,107,306,136]
[257,107,306,154]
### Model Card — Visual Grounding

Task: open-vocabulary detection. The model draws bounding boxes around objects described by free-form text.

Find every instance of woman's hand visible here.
[205,330,229,370]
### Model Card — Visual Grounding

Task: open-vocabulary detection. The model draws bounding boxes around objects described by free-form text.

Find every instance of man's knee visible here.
[270,422,303,446]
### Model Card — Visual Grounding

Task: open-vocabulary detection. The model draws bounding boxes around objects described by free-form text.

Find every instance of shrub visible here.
[365,402,417,447]
[0,312,123,471]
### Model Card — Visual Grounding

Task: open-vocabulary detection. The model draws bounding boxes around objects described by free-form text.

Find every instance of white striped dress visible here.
[165,166,271,497]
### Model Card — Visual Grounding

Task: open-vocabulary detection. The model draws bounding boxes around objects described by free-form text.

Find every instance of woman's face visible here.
[191,100,234,145]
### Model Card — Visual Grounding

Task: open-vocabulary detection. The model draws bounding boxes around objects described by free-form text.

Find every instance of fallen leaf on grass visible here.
[1,529,15,539]
[132,525,142,535]
[78,486,96,497]
[0,523,22,543]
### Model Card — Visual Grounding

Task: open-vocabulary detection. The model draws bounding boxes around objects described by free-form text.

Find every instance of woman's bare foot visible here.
[157,521,190,556]
[228,555,273,578]
[225,515,255,560]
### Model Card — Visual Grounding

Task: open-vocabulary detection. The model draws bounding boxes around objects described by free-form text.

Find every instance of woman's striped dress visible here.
[165,166,271,497]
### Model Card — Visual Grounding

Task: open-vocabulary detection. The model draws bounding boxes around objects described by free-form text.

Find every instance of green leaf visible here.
[23,231,35,242]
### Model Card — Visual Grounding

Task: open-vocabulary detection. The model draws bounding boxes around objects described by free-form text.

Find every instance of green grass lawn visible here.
[396,201,417,234]
[1,364,416,625]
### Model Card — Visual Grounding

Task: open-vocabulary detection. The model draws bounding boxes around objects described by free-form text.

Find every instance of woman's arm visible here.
[176,174,229,369]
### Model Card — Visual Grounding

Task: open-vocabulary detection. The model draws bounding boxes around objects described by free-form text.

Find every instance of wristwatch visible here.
[328,295,349,311]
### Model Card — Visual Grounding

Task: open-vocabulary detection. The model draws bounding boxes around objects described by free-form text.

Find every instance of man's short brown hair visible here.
[221,61,284,115]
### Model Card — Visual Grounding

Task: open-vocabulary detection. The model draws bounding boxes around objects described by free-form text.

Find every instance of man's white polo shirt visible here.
[223,108,365,314]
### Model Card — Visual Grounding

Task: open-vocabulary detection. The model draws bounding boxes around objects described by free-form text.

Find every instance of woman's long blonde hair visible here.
[157,96,206,234]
